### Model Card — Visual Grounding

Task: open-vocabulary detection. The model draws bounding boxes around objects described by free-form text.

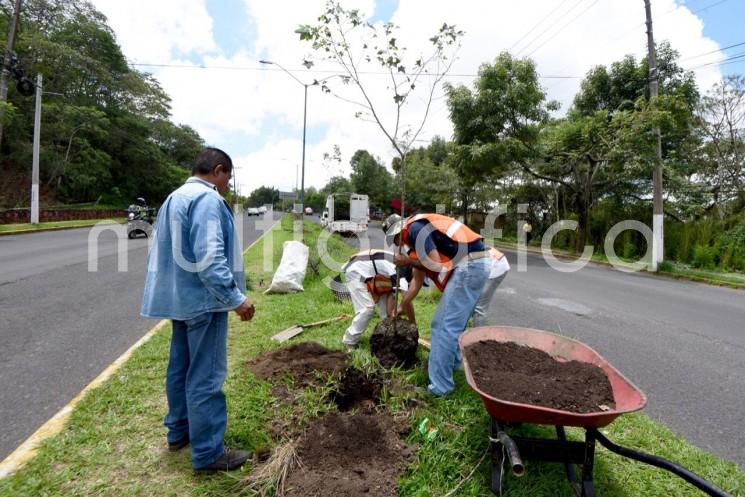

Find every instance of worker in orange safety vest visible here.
[386,213,492,396]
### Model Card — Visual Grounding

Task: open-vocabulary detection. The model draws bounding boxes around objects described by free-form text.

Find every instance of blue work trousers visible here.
[428,257,490,396]
[165,312,228,468]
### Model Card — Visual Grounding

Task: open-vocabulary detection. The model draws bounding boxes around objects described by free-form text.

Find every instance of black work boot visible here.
[193,448,251,474]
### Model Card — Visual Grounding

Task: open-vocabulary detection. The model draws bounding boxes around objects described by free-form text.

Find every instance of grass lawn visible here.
[0,215,742,497]
[0,218,126,234]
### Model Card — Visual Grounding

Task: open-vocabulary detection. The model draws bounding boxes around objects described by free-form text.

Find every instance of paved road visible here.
[350,223,745,468]
[0,212,280,460]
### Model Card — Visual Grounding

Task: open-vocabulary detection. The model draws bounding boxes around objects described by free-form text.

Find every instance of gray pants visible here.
[472,273,507,327]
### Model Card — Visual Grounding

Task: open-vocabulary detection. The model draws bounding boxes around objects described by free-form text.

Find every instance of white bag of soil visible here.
[265,241,309,294]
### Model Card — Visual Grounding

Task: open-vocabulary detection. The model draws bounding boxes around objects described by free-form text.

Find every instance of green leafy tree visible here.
[246,186,280,207]
[695,75,745,214]
[446,52,555,219]
[0,0,203,208]
[349,149,393,208]
[320,175,352,196]
[447,48,700,249]
[393,139,460,212]
[303,186,326,212]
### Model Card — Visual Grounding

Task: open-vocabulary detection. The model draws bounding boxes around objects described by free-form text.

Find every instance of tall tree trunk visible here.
[0,0,23,148]
[575,197,589,253]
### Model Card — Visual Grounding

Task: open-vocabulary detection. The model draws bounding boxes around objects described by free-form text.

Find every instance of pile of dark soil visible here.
[370,318,419,368]
[329,367,383,412]
[282,412,415,497]
[464,340,615,413]
[247,342,350,387]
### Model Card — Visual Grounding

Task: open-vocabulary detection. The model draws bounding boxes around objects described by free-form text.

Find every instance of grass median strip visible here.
[0,215,742,496]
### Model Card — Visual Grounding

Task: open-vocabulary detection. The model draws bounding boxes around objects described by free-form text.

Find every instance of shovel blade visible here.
[271,325,304,343]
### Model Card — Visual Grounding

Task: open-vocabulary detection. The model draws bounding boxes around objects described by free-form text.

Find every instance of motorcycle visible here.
[126,197,156,239]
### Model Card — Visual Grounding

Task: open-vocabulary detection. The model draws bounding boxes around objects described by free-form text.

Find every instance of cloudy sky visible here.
[89,0,745,197]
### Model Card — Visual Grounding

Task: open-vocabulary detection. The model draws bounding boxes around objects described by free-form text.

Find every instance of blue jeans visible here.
[428,257,490,396]
[165,312,228,468]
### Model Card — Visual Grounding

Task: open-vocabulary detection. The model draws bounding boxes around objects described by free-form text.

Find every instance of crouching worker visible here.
[341,249,411,349]
[472,247,510,327]
[388,214,490,397]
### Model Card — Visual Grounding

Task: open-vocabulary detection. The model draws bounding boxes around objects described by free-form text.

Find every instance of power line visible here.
[687,50,745,70]
[525,0,602,58]
[514,0,588,57]
[129,62,582,79]
[681,40,745,62]
[550,0,733,79]
[714,57,745,69]
[509,0,572,53]
[689,0,731,15]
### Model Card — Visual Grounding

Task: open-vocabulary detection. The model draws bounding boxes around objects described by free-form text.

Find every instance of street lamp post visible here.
[259,60,308,220]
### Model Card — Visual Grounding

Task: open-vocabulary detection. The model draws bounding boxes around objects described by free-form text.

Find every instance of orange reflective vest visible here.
[345,250,395,301]
[402,214,483,292]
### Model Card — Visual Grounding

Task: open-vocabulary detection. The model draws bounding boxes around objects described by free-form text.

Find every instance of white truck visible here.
[320,193,369,234]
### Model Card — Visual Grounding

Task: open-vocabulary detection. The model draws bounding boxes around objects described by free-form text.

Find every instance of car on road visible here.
[304,207,313,215]
[246,207,260,216]
[258,205,268,214]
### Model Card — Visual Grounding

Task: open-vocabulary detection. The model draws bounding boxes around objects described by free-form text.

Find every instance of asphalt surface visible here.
[0,211,280,461]
[350,223,745,468]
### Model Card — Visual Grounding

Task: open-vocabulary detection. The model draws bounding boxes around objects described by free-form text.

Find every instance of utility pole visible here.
[645,0,664,271]
[0,0,23,148]
[31,73,41,224]
[300,83,307,213]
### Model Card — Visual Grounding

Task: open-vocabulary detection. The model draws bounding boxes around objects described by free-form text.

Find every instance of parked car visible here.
[304,206,313,215]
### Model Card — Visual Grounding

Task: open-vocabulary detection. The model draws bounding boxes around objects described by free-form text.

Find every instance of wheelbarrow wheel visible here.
[490,448,506,496]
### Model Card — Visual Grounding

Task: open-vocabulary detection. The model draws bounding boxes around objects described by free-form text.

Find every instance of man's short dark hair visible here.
[192,147,233,175]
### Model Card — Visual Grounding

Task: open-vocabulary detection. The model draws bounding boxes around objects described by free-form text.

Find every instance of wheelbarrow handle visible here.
[591,429,733,497]
[491,431,525,477]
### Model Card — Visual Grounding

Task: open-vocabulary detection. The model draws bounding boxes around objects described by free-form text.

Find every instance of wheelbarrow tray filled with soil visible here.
[458,327,731,497]
[459,326,647,429]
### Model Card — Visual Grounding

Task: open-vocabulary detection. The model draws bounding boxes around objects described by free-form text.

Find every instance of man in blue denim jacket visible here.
[141,147,256,473]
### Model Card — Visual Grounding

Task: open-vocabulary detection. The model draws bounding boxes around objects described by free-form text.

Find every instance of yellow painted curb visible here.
[0,216,280,479]
[0,220,126,237]
[0,319,169,479]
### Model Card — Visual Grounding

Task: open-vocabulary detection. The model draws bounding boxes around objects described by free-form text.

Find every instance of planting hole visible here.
[329,367,383,412]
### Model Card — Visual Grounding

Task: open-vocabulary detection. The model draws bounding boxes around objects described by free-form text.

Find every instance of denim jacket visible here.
[141,177,246,320]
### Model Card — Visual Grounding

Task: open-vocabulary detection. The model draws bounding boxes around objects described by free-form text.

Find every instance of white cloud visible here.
[93,0,218,62]
[91,0,726,194]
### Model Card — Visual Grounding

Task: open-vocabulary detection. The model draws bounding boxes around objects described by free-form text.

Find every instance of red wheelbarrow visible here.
[458,326,733,497]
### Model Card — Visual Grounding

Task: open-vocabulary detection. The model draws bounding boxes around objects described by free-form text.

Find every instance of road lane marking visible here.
[537,298,592,316]
[0,217,280,479]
